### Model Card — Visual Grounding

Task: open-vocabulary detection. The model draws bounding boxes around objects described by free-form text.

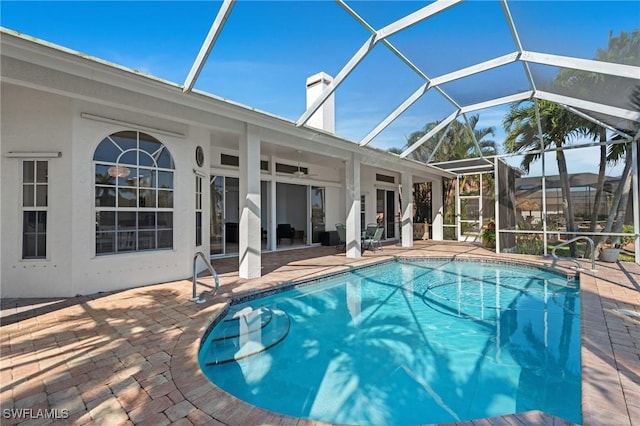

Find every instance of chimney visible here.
[305,72,335,133]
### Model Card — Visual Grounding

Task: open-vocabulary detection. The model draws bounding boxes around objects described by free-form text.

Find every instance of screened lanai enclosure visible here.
[2,0,639,269]
[432,153,638,262]
[177,0,639,264]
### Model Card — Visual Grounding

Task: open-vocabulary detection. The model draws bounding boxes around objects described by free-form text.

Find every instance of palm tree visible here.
[554,30,640,242]
[405,115,497,163]
[401,116,497,240]
[591,30,640,248]
[597,84,640,248]
[503,100,594,257]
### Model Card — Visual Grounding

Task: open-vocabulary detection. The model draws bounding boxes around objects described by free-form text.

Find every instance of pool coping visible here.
[175,254,595,426]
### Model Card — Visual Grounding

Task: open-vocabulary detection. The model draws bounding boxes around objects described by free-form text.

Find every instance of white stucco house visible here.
[1,29,452,297]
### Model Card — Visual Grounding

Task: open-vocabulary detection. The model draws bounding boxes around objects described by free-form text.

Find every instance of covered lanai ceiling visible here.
[181,0,639,167]
[2,0,638,168]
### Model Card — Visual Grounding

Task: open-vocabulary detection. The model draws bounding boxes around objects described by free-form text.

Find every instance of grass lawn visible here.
[548,241,587,258]
[548,240,635,262]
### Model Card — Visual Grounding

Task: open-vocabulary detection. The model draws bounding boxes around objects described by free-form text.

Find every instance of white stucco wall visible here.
[0,83,444,297]
[1,84,74,296]
[1,33,457,296]
[69,104,207,297]
[1,83,211,297]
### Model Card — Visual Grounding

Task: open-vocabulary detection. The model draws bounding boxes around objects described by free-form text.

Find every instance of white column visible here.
[346,152,361,258]
[432,178,444,240]
[401,171,413,248]
[239,124,261,279]
[269,156,277,251]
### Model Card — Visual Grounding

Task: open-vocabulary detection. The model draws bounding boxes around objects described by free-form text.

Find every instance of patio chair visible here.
[363,227,384,251]
[277,224,295,244]
[363,223,378,239]
[335,223,346,252]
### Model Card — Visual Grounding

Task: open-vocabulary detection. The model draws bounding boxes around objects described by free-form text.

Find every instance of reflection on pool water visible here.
[199,259,581,425]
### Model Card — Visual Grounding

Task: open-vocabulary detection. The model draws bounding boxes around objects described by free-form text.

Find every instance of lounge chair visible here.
[363,227,384,251]
[335,224,346,252]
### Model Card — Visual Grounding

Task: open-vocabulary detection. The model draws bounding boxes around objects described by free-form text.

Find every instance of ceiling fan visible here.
[291,150,316,179]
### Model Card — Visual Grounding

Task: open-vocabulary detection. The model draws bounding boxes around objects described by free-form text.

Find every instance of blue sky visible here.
[1,1,637,175]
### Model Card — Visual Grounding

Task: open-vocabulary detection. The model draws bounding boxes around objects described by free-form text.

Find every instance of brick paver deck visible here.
[1,241,638,425]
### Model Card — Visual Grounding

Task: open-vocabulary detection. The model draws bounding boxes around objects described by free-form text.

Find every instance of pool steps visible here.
[203,306,290,366]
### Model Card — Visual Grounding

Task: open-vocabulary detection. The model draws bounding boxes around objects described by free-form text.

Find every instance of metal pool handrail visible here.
[551,236,596,271]
[192,251,219,304]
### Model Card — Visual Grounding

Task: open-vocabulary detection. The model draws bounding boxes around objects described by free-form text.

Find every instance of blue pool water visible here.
[199,259,581,425]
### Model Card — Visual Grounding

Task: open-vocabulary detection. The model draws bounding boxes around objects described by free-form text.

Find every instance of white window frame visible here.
[21,160,49,260]
[195,175,203,247]
[93,131,175,255]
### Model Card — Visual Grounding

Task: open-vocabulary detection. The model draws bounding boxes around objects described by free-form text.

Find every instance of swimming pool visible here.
[199,259,581,425]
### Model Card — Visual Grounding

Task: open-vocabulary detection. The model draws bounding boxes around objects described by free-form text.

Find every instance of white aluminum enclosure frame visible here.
[170,0,640,265]
[107,0,640,265]
[182,0,639,162]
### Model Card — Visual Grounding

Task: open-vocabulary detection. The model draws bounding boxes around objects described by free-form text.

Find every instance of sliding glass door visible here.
[210,176,224,255]
[376,188,396,240]
[212,177,327,253]
[310,186,325,244]
[210,176,239,256]
[386,190,395,239]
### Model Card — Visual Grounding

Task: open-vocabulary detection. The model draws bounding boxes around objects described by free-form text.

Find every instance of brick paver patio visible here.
[1,241,638,425]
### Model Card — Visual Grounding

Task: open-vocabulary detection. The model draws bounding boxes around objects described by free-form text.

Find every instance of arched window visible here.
[94,131,174,255]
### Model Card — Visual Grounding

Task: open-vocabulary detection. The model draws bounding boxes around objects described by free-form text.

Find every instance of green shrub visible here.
[621,224,635,246]
[443,227,457,240]
[516,234,544,255]
[482,222,496,249]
